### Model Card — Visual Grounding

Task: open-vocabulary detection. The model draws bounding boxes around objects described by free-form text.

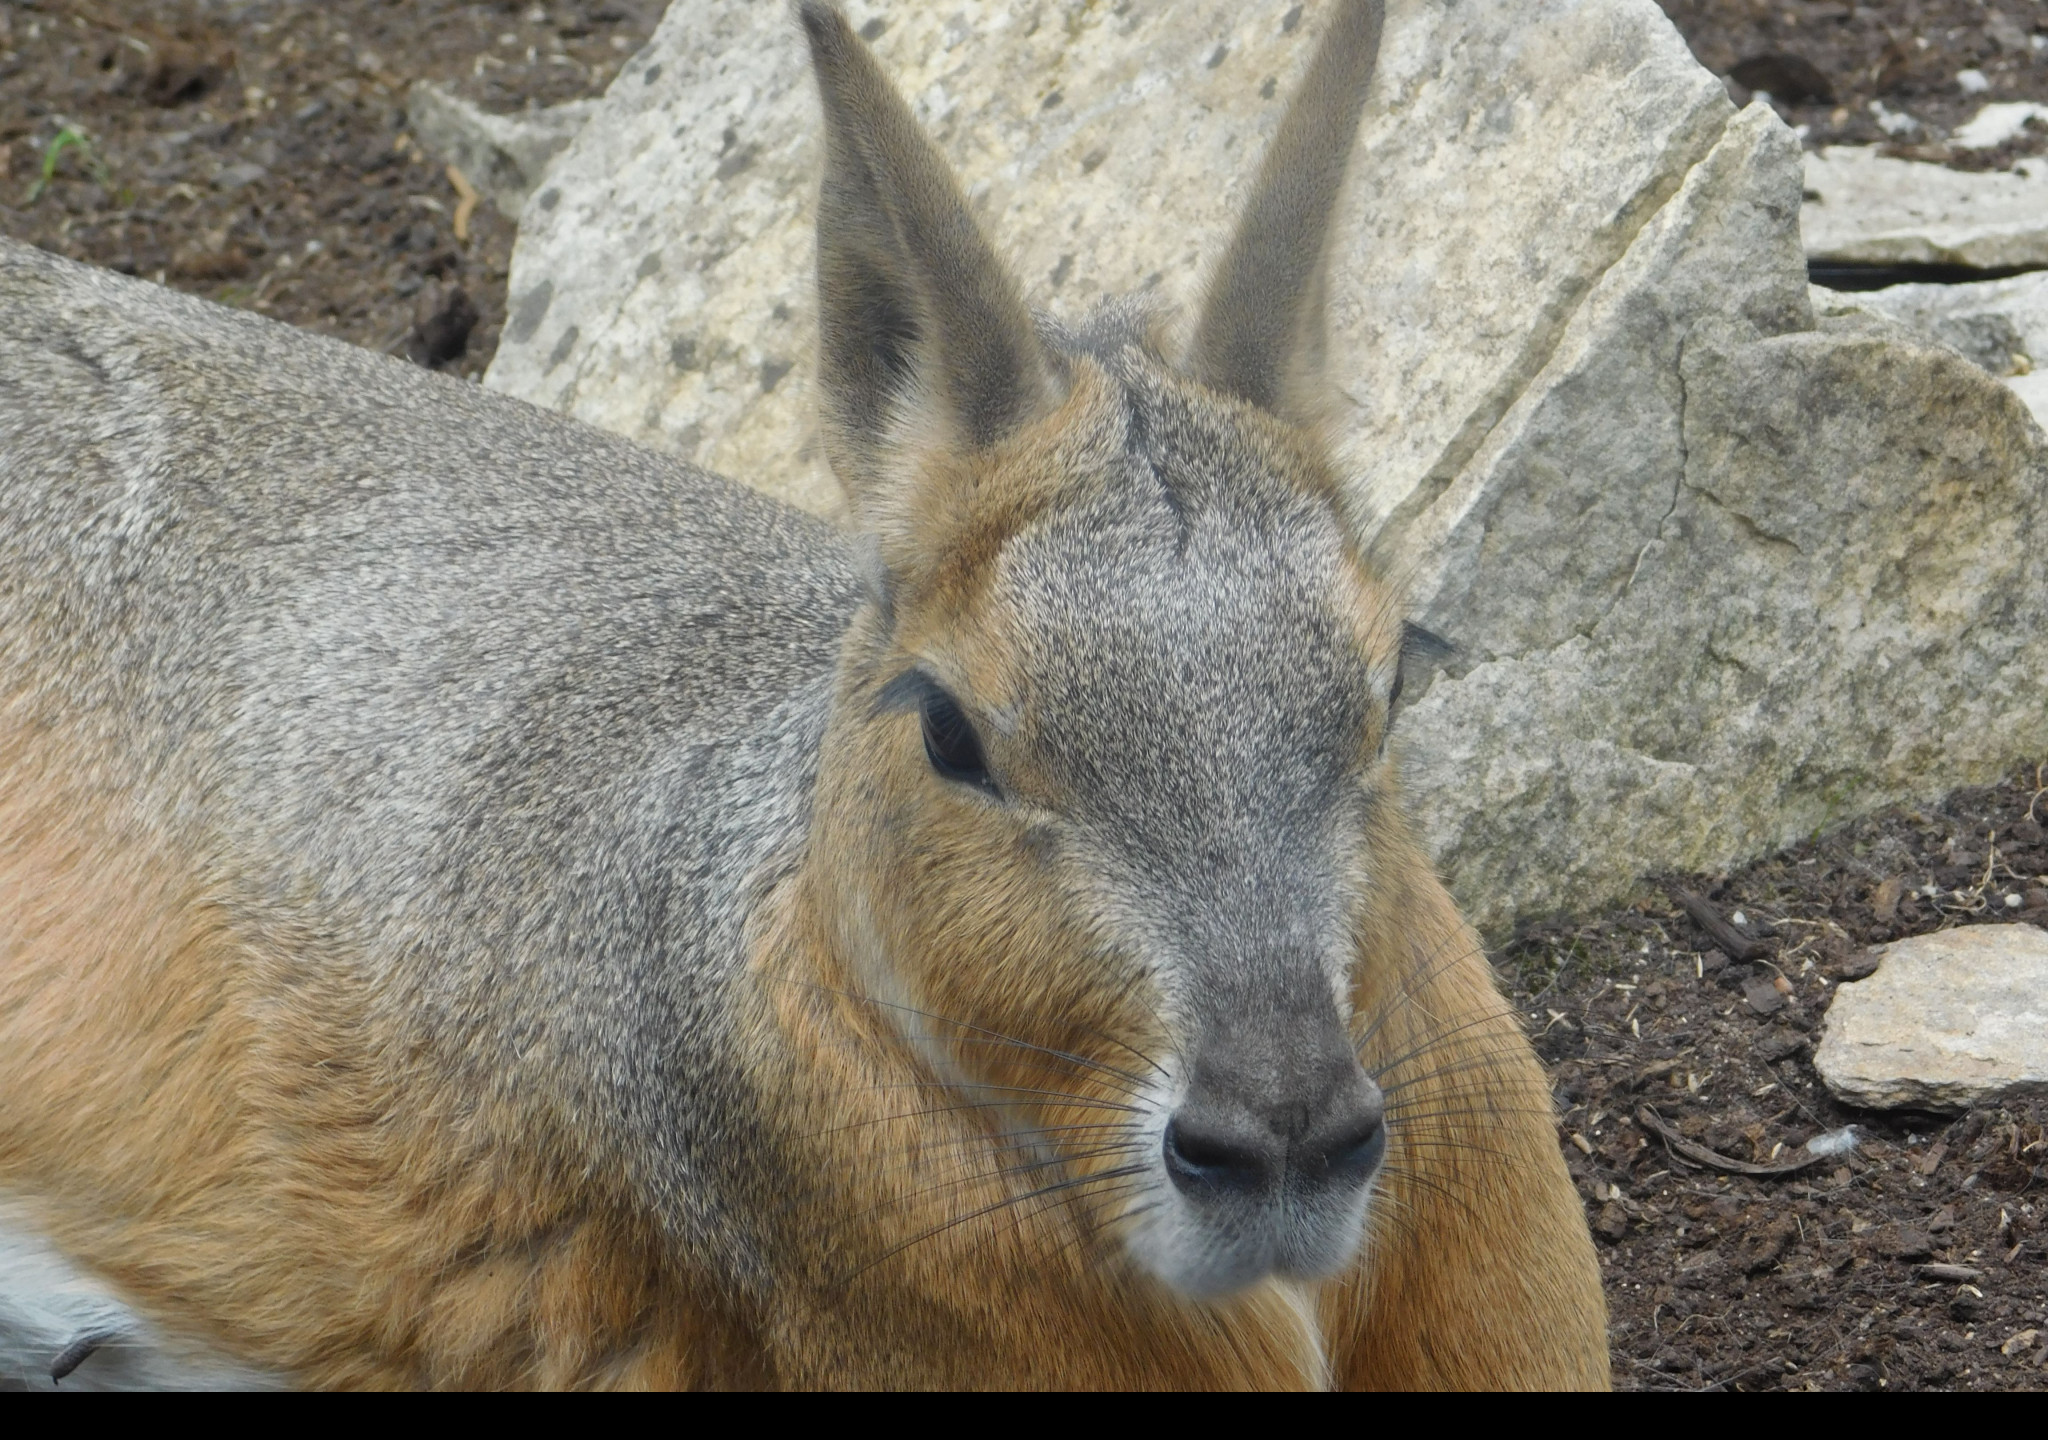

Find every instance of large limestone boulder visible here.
[1815,926,2048,1111]
[488,0,2048,932]
[1389,102,2048,926]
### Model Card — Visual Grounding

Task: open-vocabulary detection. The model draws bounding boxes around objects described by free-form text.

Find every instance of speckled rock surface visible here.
[1392,101,2048,929]
[485,0,2048,932]
[1816,926,2048,1111]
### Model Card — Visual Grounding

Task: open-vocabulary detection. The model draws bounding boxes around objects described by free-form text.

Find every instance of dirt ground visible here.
[1502,768,2048,1390]
[1659,0,2048,168]
[1,0,2044,1394]
[0,0,663,377]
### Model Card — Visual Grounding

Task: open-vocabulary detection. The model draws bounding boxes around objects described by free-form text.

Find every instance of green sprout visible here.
[24,126,112,206]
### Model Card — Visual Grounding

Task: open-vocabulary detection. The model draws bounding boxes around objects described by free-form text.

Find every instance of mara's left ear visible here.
[798,1,1059,516]
[1186,0,1384,422]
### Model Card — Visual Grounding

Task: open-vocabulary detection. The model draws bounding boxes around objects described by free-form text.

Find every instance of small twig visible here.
[1636,1106,1829,1178]
[446,163,479,244]
[1667,886,1770,962]
[1919,1263,1984,1284]
[1628,1058,1686,1092]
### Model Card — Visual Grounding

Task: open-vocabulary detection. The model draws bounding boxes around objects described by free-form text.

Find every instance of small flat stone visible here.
[405,82,597,218]
[1815,925,2048,1111]
[1742,976,1787,1016]
[1953,101,2048,151]
[1757,1031,1807,1063]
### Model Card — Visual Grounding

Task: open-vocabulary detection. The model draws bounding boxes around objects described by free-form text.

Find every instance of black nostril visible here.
[1312,1115,1387,1184]
[1163,1115,1271,1195]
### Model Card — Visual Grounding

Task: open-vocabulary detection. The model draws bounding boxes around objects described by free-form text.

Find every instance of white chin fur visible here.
[1119,1168,1374,1300]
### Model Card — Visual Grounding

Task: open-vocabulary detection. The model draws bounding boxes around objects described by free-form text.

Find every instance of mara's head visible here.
[795,1,1428,1300]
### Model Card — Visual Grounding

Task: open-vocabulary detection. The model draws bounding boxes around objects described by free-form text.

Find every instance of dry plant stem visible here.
[1668,887,1770,962]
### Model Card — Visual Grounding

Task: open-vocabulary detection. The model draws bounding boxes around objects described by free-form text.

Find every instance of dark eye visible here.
[920,688,999,797]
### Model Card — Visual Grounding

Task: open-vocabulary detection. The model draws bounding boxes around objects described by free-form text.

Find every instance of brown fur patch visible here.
[879,359,1126,633]
[740,598,1607,1387]
[0,599,1603,1390]
[1323,804,1611,1389]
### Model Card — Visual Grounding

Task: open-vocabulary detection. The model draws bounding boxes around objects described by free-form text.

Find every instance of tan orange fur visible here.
[0,707,765,1389]
[0,376,1605,1395]
[1325,798,1610,1388]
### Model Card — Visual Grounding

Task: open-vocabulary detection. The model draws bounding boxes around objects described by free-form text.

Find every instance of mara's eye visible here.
[920,688,998,797]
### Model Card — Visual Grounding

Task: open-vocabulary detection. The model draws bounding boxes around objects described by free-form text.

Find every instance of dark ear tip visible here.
[794,1,851,56]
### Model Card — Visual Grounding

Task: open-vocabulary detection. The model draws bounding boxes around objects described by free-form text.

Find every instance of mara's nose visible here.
[1162,1023,1386,1199]
[1163,1086,1385,1197]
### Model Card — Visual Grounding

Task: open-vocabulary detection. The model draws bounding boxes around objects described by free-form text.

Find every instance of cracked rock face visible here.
[1394,96,2048,930]
[487,0,2048,932]
[1815,926,2048,1111]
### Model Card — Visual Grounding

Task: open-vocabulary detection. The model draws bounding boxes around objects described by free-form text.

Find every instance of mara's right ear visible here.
[798,2,1058,516]
[1186,0,1383,422]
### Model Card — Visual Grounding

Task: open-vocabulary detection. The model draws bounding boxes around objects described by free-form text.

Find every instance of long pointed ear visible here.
[798,2,1058,512]
[1186,0,1383,420]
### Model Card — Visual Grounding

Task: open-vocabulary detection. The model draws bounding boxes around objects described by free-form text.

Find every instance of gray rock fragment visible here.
[1952,101,2048,151]
[1393,98,2048,930]
[1819,271,2048,427]
[1802,145,2048,270]
[1816,926,2048,1111]
[406,81,597,218]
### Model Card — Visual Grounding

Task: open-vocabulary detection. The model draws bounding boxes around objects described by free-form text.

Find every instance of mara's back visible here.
[0,238,858,1386]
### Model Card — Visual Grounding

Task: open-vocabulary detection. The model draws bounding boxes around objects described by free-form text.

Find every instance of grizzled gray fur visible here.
[0,236,859,1285]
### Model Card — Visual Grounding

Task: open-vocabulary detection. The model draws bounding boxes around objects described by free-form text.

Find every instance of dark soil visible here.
[1656,0,2048,169]
[1500,765,2048,1390]
[0,0,663,378]
[2,0,2044,1395]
